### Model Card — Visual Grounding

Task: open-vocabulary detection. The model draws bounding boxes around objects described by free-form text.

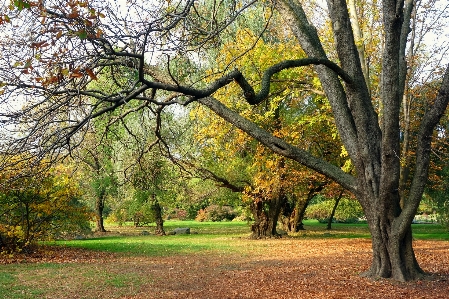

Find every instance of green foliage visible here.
[305,198,364,223]
[426,165,449,229]
[13,0,31,11]
[0,162,92,253]
[195,205,237,222]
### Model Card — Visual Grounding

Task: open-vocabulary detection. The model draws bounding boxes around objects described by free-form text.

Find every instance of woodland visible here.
[0,0,449,288]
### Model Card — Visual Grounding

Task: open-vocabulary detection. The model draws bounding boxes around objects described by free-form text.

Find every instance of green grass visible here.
[51,220,448,258]
[0,262,146,299]
[52,220,251,257]
[301,219,449,240]
[0,269,47,299]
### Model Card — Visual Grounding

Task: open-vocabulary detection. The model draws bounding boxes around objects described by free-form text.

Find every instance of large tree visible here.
[1,0,449,281]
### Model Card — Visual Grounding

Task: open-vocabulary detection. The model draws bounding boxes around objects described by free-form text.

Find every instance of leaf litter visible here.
[2,238,449,298]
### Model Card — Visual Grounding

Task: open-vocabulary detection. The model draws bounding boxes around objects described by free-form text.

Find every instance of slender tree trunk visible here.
[95,189,106,232]
[327,190,344,230]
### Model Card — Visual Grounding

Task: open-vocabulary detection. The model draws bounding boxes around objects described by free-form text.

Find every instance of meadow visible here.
[1,220,448,299]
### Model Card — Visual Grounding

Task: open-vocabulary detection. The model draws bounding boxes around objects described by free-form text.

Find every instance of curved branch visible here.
[234,58,353,105]
[141,58,352,106]
[181,160,246,193]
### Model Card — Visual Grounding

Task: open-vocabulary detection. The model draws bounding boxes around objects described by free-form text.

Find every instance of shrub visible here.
[165,208,189,220]
[195,205,237,222]
[305,198,364,223]
[0,165,93,254]
[195,208,208,222]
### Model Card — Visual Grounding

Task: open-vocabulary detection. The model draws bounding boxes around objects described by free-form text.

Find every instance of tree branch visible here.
[198,96,358,193]
[233,58,354,105]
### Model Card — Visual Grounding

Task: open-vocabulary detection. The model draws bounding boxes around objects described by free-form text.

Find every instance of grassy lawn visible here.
[1,220,448,299]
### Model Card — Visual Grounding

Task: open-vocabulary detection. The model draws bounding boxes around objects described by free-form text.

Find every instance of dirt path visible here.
[3,238,449,298]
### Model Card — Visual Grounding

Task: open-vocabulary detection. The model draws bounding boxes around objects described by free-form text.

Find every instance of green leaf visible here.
[13,0,31,11]
[77,30,88,40]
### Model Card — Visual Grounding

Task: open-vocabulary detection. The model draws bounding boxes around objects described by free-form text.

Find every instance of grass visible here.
[53,220,251,257]
[1,220,447,299]
[0,262,146,299]
[43,220,449,259]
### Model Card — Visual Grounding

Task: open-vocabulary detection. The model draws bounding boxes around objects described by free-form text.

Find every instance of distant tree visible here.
[0,159,91,252]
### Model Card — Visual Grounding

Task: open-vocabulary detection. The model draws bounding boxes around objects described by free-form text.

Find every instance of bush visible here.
[0,225,30,254]
[195,205,237,222]
[0,161,95,254]
[165,208,189,220]
[305,198,364,223]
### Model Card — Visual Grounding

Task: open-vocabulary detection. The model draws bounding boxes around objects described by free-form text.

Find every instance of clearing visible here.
[1,221,449,299]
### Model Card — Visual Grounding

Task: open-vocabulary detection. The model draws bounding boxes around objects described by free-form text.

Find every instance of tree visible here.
[1,0,449,281]
[0,158,92,252]
[76,138,118,232]
[191,29,346,237]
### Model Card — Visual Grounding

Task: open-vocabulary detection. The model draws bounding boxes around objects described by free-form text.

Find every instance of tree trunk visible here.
[293,197,310,231]
[283,198,308,232]
[151,195,165,236]
[363,218,424,281]
[250,194,286,238]
[327,190,344,230]
[283,184,325,232]
[95,190,106,232]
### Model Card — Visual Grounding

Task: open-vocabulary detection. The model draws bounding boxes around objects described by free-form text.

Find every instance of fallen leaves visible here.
[1,239,449,298]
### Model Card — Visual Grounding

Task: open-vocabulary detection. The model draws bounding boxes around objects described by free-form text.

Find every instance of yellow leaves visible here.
[340,145,348,157]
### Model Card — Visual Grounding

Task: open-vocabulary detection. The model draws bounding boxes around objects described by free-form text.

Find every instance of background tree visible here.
[76,130,118,232]
[0,158,92,253]
[191,28,348,236]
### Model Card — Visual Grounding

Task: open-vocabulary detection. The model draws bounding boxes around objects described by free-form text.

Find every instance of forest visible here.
[0,0,449,286]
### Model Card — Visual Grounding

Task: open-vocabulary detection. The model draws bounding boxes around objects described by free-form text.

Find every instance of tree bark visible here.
[291,198,308,231]
[283,183,326,232]
[363,215,424,281]
[250,193,286,238]
[283,196,311,232]
[151,195,165,236]
[282,197,307,232]
[95,189,106,232]
[326,190,344,230]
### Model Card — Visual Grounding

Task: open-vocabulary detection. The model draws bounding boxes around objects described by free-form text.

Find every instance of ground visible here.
[2,237,449,299]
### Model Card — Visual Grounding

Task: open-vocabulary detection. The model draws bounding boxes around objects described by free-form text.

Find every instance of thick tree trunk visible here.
[284,198,308,232]
[283,185,325,232]
[250,195,285,238]
[152,195,165,236]
[363,219,424,281]
[95,190,106,232]
[294,196,311,231]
